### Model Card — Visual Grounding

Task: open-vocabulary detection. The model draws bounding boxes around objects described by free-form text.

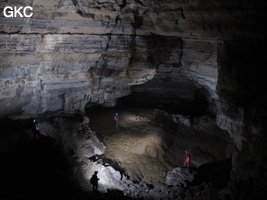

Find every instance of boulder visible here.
[165,167,197,187]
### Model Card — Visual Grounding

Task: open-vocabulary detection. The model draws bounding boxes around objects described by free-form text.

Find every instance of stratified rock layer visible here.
[1,0,265,117]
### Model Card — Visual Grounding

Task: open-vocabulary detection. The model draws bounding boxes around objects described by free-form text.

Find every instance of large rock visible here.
[165,167,197,187]
[37,116,106,158]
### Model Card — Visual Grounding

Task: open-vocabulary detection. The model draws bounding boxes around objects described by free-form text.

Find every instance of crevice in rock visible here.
[91,33,112,94]
[126,34,137,76]
[132,11,144,33]
[119,0,127,11]
[145,34,182,69]
[135,0,146,8]
[115,15,121,27]
[180,6,186,19]
[71,0,78,6]
[178,38,184,67]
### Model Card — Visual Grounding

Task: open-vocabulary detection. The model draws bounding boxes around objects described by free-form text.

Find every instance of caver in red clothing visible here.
[183,150,191,168]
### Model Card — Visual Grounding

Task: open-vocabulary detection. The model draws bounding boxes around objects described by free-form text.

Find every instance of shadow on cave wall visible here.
[117,89,209,117]
[217,39,267,198]
[145,34,183,68]
[191,158,232,189]
[0,133,82,200]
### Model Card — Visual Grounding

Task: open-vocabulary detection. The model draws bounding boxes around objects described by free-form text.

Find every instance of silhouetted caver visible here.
[114,113,119,127]
[183,150,191,168]
[32,119,42,138]
[90,171,100,192]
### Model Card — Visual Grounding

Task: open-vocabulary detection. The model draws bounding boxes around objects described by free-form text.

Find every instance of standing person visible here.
[183,150,191,168]
[114,113,119,127]
[90,171,100,192]
[32,119,42,138]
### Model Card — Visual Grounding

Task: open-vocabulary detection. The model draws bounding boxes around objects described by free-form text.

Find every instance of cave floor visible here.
[86,107,228,184]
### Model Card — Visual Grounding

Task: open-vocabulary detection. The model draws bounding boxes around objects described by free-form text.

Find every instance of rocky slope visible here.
[0,110,230,200]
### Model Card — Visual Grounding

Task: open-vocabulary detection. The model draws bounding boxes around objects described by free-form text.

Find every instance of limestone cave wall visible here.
[1,0,264,117]
[217,40,267,190]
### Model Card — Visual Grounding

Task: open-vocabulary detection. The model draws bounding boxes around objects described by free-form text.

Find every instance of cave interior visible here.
[0,0,267,200]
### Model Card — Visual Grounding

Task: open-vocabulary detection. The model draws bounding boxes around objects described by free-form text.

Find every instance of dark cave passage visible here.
[117,91,210,117]
[0,137,83,200]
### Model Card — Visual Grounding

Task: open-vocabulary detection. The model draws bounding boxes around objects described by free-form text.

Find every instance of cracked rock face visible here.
[2,0,264,117]
[0,31,216,117]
